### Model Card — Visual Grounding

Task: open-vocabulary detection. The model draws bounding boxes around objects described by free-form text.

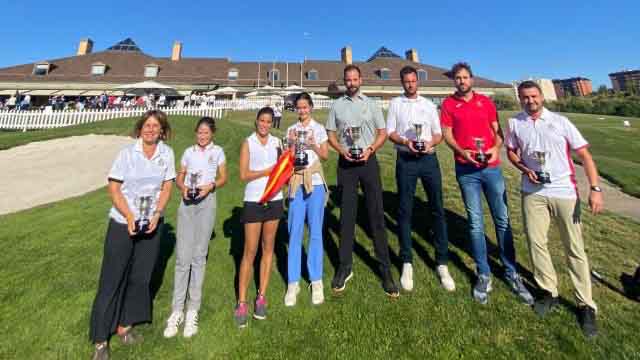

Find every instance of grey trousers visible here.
[172,193,217,312]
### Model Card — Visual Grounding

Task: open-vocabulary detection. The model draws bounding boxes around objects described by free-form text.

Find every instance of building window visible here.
[307,69,318,81]
[144,64,159,78]
[33,63,50,76]
[91,63,106,76]
[228,69,238,80]
[269,69,280,82]
[417,69,427,81]
[379,68,390,80]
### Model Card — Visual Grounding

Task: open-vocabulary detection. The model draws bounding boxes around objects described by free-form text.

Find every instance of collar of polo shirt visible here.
[194,142,214,151]
[134,138,166,159]
[344,92,365,101]
[400,93,421,103]
[526,107,551,122]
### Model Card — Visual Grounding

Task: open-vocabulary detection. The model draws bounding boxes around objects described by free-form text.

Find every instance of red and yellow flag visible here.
[259,150,294,204]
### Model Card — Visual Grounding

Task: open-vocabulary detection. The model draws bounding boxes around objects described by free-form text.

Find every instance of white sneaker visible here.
[310,280,324,305]
[284,282,301,307]
[163,310,183,338]
[183,310,199,338]
[400,263,414,291]
[437,265,456,292]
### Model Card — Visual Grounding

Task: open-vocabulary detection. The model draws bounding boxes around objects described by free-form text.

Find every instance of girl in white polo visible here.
[90,110,175,359]
[234,106,284,328]
[163,117,227,338]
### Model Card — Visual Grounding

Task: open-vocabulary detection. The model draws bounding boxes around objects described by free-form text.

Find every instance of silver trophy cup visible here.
[294,129,309,168]
[533,151,551,184]
[473,137,488,164]
[413,123,425,152]
[187,172,201,200]
[349,126,363,160]
[134,195,153,235]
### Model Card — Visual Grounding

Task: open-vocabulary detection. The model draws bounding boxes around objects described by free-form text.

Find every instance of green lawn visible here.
[501,111,640,197]
[1,111,639,359]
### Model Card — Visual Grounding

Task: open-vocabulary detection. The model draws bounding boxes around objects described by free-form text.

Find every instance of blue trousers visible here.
[287,185,326,283]
[455,164,517,277]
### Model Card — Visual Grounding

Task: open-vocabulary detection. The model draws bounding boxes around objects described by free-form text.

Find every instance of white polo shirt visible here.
[108,139,176,224]
[244,133,283,202]
[505,108,589,199]
[286,119,328,186]
[386,94,441,153]
[180,142,226,187]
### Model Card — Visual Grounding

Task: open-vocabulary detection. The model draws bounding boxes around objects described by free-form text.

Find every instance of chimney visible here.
[341,46,352,64]
[77,38,93,56]
[405,48,419,63]
[171,41,183,61]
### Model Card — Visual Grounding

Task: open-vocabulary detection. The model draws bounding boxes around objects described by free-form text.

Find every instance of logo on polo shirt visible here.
[156,158,166,168]
[476,101,483,108]
[209,154,216,165]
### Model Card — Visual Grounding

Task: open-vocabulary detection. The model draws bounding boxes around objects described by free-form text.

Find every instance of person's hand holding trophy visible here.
[294,129,309,168]
[472,137,490,166]
[532,150,551,184]
[411,123,426,154]
[133,195,153,236]
[186,171,202,200]
[348,126,363,161]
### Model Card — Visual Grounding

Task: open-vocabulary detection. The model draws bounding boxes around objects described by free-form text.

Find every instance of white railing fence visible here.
[0,99,391,131]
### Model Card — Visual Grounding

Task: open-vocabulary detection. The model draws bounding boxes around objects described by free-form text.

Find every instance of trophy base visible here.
[294,153,309,168]
[413,141,425,153]
[535,171,551,184]
[188,189,201,201]
[134,219,150,236]
[350,147,363,160]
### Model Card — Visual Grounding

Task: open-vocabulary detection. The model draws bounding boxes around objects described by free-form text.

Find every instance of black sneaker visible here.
[381,268,400,298]
[331,266,353,293]
[534,292,559,317]
[578,306,598,338]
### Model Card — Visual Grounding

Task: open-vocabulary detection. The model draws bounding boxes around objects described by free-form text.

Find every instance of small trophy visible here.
[134,195,153,235]
[473,137,488,164]
[187,172,201,200]
[349,126,363,160]
[413,123,426,152]
[294,129,309,168]
[533,151,551,184]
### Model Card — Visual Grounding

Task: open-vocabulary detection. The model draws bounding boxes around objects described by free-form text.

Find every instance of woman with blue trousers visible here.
[284,92,329,306]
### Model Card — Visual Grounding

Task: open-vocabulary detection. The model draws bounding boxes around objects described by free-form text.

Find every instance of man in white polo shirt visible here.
[387,65,454,292]
[505,80,604,338]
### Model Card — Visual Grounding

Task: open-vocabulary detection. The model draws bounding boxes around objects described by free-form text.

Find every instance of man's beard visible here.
[347,85,359,95]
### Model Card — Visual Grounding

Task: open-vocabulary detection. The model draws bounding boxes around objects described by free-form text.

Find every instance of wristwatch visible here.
[590,186,602,192]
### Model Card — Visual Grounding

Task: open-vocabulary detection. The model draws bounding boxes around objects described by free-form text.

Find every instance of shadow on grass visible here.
[150,222,176,301]
[225,206,289,300]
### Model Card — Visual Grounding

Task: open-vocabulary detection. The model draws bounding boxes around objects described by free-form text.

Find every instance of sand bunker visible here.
[0,134,133,215]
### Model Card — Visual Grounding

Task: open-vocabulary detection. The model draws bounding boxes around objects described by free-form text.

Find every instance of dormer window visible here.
[91,63,106,76]
[418,69,428,81]
[379,68,391,80]
[269,69,280,82]
[228,69,239,80]
[144,64,159,78]
[307,69,318,81]
[33,63,50,76]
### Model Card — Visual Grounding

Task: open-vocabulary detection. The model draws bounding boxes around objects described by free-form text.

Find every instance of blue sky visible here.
[1,0,638,87]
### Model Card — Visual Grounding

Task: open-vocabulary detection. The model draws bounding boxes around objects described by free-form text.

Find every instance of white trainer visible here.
[183,310,199,338]
[284,282,301,307]
[437,265,456,292]
[163,310,183,338]
[400,263,414,291]
[310,280,324,305]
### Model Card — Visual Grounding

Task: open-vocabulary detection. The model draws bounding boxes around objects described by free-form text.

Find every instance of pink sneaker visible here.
[234,302,248,328]
[253,294,267,320]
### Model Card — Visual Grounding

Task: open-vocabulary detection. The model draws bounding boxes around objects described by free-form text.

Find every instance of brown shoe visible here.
[118,327,144,345]
[92,343,109,360]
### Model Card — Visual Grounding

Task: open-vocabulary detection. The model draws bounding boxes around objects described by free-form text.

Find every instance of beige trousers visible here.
[521,193,597,311]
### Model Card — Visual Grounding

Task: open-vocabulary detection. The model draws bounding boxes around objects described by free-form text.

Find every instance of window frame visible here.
[144,64,159,78]
[91,63,106,76]
[228,68,239,81]
[33,63,50,76]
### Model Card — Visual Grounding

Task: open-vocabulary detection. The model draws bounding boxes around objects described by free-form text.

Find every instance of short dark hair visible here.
[517,81,543,96]
[256,106,274,120]
[195,116,216,133]
[400,66,418,81]
[134,110,171,140]
[343,64,361,78]
[450,62,473,78]
[295,92,314,108]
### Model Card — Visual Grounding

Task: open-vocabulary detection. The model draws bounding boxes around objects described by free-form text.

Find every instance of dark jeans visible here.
[396,151,448,265]
[89,219,163,343]
[336,154,391,271]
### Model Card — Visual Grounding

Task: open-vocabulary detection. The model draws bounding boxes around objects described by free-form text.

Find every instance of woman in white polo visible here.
[234,106,284,328]
[163,117,227,338]
[90,110,175,359]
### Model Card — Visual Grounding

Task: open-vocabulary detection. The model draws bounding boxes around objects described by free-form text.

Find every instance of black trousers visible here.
[89,219,163,343]
[336,154,391,270]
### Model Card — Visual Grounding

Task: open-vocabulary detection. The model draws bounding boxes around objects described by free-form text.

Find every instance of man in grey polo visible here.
[326,64,399,297]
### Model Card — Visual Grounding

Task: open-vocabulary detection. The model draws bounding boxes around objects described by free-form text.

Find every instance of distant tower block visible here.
[341,46,352,64]
[77,38,94,56]
[172,41,183,61]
